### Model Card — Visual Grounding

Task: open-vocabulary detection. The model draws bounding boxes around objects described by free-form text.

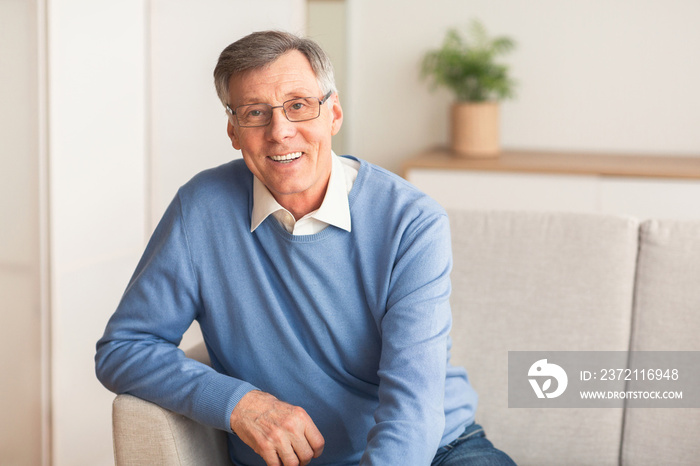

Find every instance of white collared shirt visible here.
[250,152,360,235]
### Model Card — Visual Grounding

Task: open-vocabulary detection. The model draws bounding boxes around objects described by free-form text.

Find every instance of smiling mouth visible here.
[269,152,302,164]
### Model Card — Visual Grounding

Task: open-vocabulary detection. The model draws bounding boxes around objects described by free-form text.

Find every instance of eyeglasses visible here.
[226,91,333,127]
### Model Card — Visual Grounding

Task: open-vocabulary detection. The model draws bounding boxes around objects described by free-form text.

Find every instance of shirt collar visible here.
[250,151,352,233]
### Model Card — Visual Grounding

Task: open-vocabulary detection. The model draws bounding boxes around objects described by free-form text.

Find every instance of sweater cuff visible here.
[195,374,259,433]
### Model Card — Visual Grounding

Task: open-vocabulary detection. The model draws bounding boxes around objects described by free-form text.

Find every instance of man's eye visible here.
[289,102,306,111]
[241,107,268,120]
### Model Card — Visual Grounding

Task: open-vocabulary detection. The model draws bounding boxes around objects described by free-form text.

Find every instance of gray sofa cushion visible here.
[448,211,639,466]
[622,219,700,466]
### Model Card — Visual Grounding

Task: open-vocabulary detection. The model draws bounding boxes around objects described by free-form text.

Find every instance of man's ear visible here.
[227,119,241,150]
[329,93,343,136]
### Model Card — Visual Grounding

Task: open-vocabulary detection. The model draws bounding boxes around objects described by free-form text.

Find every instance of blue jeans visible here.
[431,423,517,466]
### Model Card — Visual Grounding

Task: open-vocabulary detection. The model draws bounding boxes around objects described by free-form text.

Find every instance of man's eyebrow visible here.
[236,89,317,106]
[235,95,264,106]
[284,89,316,99]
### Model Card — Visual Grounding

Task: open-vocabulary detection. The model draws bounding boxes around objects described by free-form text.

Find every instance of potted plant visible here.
[421,20,516,157]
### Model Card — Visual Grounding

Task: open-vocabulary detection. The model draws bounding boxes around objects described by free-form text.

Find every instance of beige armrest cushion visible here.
[112,342,230,465]
[113,393,230,466]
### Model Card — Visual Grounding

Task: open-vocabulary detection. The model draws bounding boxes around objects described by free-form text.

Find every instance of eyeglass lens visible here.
[235,97,321,127]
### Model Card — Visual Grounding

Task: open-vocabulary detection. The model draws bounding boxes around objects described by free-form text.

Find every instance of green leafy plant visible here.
[421,20,517,102]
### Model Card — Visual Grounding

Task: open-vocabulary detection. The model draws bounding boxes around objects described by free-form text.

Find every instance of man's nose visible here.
[266,106,295,141]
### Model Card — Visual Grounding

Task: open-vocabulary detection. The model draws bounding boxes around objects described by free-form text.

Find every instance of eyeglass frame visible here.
[226,90,333,128]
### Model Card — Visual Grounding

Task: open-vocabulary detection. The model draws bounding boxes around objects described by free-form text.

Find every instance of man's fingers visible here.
[305,421,325,458]
[279,446,304,466]
[284,408,321,465]
[258,448,282,466]
[288,434,315,465]
[262,440,313,466]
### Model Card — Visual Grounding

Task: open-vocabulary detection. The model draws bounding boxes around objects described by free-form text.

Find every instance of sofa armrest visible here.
[113,393,231,466]
[112,342,230,465]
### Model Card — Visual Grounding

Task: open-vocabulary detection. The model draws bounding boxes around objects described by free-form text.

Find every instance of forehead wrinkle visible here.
[231,77,316,106]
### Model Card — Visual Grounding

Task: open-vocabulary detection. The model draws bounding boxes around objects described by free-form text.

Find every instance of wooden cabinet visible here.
[403,148,700,220]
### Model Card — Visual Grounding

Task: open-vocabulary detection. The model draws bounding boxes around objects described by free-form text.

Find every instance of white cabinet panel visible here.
[409,169,599,213]
[600,177,700,221]
[407,168,700,221]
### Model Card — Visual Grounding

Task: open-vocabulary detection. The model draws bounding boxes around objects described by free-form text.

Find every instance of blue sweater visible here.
[95,157,477,465]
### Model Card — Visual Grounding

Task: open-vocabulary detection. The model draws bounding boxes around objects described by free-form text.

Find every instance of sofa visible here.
[111,210,700,465]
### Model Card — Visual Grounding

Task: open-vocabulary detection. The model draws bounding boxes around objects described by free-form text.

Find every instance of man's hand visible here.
[230,390,325,466]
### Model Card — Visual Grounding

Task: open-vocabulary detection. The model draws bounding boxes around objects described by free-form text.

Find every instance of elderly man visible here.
[95,31,514,466]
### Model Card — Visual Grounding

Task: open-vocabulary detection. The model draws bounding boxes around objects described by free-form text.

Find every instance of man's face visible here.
[226,50,343,213]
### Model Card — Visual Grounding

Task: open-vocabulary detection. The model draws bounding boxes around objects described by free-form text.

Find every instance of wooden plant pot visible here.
[451,102,500,157]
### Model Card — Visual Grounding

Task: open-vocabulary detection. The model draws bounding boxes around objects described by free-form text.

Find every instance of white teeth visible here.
[270,152,302,162]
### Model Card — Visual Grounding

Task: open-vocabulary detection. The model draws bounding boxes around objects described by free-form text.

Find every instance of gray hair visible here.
[213,30,337,107]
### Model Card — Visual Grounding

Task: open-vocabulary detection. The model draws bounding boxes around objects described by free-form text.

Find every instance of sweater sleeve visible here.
[94,193,257,433]
[360,212,453,465]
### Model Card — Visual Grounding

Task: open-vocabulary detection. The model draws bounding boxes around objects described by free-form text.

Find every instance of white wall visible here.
[48,0,148,464]
[0,1,44,464]
[345,0,700,172]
